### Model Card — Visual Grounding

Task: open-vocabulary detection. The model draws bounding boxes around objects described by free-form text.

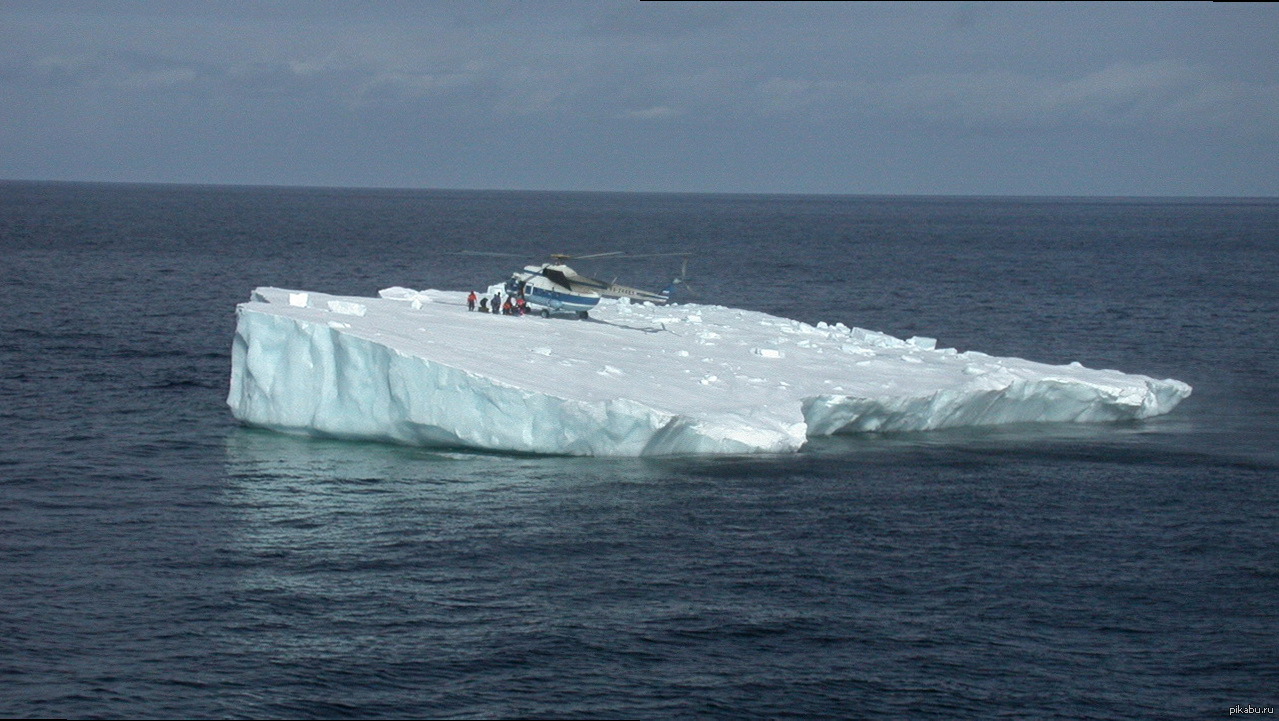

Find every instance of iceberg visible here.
[227,287,1191,457]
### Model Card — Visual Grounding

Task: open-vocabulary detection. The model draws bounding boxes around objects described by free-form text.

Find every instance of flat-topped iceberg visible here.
[227,287,1191,456]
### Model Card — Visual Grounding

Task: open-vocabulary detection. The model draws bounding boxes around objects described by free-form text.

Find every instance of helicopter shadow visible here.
[574,315,671,334]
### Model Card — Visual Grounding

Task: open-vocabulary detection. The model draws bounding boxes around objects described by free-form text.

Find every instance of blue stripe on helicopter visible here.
[525,286,600,310]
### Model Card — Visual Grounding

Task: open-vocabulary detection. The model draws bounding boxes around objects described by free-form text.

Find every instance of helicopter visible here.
[459,251,692,319]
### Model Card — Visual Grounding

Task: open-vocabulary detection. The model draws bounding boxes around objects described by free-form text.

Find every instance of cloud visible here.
[360,69,478,100]
[617,105,681,121]
[1,1,1276,193]
[8,2,1273,134]
[581,1,739,38]
[741,60,1279,139]
[25,50,203,91]
[865,61,1279,134]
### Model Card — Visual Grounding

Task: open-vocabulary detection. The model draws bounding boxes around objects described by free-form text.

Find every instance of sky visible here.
[2,1,1276,197]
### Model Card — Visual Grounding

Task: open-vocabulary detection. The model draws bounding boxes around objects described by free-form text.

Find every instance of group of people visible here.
[467,290,529,316]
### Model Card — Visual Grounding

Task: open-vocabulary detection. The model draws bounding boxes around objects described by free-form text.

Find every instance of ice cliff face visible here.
[227,287,1191,456]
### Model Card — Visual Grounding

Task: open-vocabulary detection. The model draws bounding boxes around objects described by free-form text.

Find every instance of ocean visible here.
[1,181,1276,719]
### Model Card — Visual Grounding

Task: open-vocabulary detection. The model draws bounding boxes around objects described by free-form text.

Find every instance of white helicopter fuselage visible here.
[515,264,601,314]
[510,262,676,318]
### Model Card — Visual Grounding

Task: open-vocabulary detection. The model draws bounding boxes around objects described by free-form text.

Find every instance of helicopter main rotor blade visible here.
[451,251,526,257]
[569,251,693,260]
[567,251,627,260]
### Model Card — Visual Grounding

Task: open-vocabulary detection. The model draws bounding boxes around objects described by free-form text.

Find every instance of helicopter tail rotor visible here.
[661,258,700,299]
[679,258,699,293]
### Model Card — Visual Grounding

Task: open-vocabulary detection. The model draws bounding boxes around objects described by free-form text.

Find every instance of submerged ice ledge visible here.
[227,287,1191,457]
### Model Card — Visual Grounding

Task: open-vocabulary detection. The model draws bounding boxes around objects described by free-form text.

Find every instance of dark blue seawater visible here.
[1,182,1276,719]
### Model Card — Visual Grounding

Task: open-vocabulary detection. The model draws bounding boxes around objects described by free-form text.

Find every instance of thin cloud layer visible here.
[1,1,1275,195]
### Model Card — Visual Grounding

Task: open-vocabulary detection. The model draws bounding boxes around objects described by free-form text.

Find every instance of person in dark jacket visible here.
[478,297,488,313]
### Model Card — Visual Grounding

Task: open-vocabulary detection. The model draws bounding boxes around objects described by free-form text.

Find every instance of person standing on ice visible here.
[467,291,477,311]
[491,293,501,314]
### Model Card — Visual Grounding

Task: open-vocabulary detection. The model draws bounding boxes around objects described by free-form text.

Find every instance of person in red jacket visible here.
[467,291,477,311]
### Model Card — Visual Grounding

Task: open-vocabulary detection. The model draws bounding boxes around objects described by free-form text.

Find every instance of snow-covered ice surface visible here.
[228,287,1192,457]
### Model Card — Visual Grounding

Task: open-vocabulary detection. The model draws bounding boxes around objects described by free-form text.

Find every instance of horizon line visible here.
[2,177,1275,202]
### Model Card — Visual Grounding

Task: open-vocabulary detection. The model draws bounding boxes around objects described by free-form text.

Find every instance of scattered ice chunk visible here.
[378,287,430,304]
[326,300,367,317]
